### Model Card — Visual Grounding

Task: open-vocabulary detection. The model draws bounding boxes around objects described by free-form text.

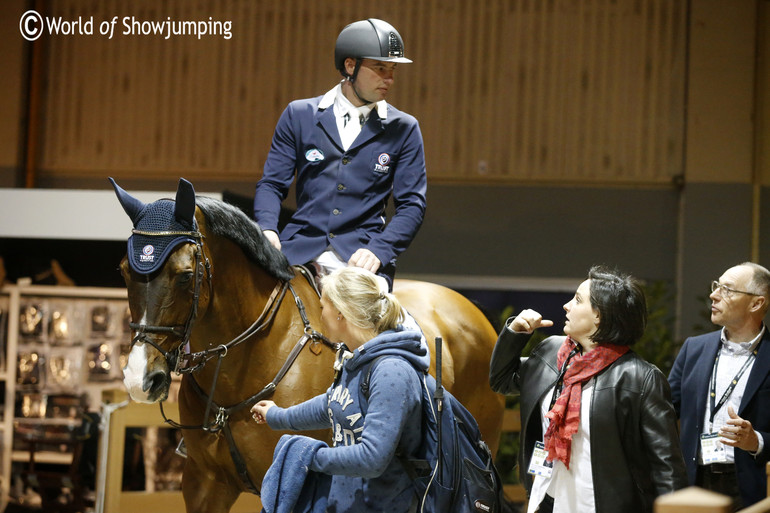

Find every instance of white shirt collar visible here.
[720,323,765,355]
[318,83,388,120]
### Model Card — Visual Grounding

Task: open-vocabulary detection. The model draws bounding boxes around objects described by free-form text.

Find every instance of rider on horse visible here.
[253,18,427,291]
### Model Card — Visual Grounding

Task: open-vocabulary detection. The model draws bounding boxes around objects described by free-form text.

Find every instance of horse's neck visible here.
[196,267,283,344]
[187,269,326,402]
[190,254,326,352]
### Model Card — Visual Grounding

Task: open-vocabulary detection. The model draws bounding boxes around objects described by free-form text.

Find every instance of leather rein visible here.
[126,231,337,494]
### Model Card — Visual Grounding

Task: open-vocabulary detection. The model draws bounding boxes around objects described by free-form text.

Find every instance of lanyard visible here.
[708,345,757,425]
[548,348,580,411]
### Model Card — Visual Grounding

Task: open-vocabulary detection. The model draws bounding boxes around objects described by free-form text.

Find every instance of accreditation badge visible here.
[528,441,554,477]
[700,432,728,463]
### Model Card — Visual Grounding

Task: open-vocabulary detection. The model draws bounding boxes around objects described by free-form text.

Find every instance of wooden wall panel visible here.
[36,0,686,185]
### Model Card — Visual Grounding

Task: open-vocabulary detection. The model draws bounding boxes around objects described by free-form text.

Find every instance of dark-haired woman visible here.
[489,266,687,513]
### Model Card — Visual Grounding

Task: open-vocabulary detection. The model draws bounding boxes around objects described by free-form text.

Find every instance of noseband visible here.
[127,229,212,373]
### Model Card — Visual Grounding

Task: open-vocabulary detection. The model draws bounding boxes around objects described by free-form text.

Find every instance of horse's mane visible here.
[195,196,295,281]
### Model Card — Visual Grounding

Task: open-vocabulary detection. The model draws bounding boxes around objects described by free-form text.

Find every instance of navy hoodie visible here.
[266,325,428,512]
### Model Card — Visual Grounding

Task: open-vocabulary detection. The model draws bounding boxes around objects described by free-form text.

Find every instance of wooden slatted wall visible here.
[36,0,686,185]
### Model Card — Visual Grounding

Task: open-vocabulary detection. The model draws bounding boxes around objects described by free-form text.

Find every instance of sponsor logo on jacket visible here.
[374,153,391,173]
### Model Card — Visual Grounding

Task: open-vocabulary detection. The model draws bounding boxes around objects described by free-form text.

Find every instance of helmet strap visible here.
[346,58,375,106]
[350,82,373,106]
[349,58,362,83]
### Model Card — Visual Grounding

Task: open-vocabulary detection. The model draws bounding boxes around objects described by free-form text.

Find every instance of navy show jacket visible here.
[254,88,427,268]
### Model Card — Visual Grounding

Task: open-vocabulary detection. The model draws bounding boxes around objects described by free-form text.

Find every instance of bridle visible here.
[126,231,336,419]
[156,269,338,432]
[127,228,212,373]
[125,231,336,495]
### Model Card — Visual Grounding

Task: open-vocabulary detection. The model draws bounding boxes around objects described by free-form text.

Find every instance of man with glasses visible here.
[669,262,770,509]
[253,18,427,291]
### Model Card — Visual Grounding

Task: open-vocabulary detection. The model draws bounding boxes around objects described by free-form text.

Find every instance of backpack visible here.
[362,355,504,513]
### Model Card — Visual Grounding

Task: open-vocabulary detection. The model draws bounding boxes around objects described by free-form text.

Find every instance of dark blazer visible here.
[254,91,427,269]
[490,330,687,513]
[668,328,770,506]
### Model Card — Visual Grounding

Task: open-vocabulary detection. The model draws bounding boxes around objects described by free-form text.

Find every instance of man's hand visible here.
[263,230,281,251]
[508,309,554,334]
[348,248,381,273]
[720,405,760,453]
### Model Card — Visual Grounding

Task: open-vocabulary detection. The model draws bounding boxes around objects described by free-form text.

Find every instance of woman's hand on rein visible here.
[251,400,275,424]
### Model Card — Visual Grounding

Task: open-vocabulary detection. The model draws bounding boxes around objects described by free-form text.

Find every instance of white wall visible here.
[0,188,220,240]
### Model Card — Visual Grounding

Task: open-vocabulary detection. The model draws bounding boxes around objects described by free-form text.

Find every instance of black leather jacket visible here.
[489,329,688,513]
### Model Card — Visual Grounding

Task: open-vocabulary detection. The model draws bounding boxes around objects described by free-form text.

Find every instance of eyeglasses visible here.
[711,281,761,298]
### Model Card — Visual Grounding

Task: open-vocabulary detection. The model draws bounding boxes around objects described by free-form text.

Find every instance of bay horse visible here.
[110,178,504,513]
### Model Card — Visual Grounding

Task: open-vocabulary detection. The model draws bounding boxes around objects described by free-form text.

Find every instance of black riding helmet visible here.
[334,19,412,82]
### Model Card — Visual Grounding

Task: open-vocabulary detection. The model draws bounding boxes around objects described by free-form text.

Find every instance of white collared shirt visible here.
[318,83,387,151]
[527,380,596,513]
[699,325,765,463]
[312,84,391,268]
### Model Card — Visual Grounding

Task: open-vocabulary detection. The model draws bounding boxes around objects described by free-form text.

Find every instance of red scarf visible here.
[543,336,630,469]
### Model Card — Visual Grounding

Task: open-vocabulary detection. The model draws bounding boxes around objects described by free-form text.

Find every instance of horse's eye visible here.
[178,271,194,285]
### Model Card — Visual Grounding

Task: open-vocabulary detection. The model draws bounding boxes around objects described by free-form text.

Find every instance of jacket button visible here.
[341,157,351,165]
[332,209,340,215]
[329,233,336,239]
[337,184,346,191]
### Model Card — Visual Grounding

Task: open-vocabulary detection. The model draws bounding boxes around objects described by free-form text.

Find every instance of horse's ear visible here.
[109,177,145,224]
[174,178,196,228]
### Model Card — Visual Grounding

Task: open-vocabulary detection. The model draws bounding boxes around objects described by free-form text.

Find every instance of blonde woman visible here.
[252,266,426,512]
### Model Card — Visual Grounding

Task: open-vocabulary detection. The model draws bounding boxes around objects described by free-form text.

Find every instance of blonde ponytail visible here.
[375,290,403,333]
[321,267,403,334]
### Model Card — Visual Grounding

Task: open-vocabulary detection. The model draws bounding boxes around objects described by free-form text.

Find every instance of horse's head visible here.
[111,177,210,403]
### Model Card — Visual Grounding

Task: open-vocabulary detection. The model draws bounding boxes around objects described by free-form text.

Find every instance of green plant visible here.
[634,280,680,375]
[691,289,717,335]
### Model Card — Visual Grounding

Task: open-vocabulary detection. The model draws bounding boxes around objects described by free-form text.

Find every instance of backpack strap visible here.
[360,355,425,400]
[360,355,390,400]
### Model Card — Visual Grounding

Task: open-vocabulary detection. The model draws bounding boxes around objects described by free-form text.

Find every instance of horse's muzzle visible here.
[143,369,171,402]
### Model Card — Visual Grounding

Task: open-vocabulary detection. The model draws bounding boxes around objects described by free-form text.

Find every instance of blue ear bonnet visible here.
[127,200,198,274]
[110,177,200,275]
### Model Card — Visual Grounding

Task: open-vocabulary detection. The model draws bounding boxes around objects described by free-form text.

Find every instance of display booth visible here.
[97,392,260,513]
[0,187,225,511]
